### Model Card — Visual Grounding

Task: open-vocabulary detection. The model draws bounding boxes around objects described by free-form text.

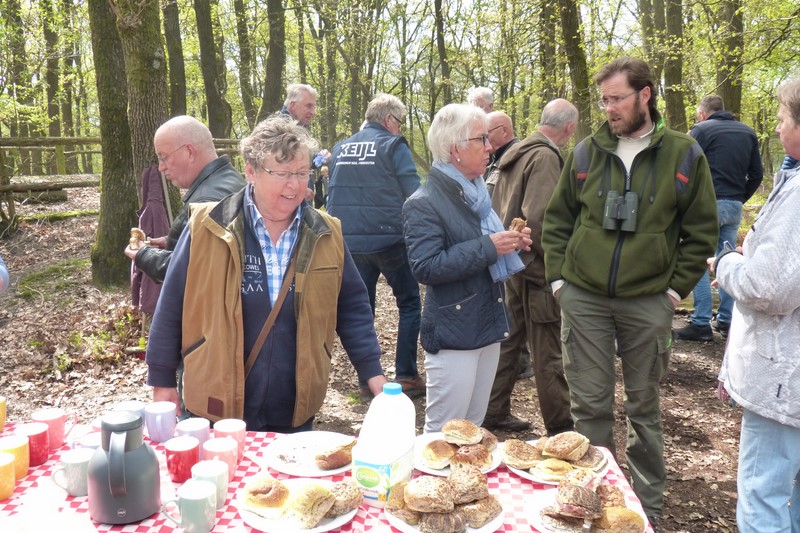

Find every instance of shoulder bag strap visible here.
[244,259,297,378]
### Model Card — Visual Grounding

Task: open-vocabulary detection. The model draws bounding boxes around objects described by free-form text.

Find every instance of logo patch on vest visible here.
[337,141,377,165]
[242,253,265,294]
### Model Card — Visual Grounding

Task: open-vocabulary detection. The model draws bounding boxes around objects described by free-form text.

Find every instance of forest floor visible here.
[0,188,740,533]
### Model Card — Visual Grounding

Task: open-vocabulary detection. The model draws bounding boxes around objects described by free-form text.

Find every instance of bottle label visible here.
[353,446,413,506]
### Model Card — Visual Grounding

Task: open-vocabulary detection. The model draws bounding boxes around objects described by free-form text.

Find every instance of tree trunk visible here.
[557,0,592,141]
[3,0,33,175]
[539,0,559,102]
[42,0,61,174]
[233,0,256,129]
[162,0,187,117]
[433,0,452,104]
[194,0,232,137]
[715,0,744,118]
[87,0,136,286]
[256,0,286,122]
[663,0,687,131]
[60,0,79,173]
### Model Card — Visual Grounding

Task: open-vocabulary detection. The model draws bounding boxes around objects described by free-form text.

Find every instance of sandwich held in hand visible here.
[509,217,527,232]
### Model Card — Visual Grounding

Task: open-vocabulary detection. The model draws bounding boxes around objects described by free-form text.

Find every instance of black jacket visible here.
[690,111,763,202]
[135,156,245,283]
[402,166,509,353]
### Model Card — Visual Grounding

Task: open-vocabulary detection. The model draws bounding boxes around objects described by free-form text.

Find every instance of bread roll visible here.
[594,507,645,533]
[404,476,454,513]
[559,468,601,491]
[450,443,491,470]
[289,482,335,528]
[502,439,542,469]
[597,485,626,508]
[457,494,503,528]
[419,510,469,533]
[423,439,457,470]
[571,445,607,472]
[386,481,421,525]
[509,217,527,232]
[129,228,146,250]
[543,431,590,462]
[532,458,574,482]
[448,464,488,504]
[479,428,498,452]
[325,480,361,518]
[242,476,290,519]
[442,419,482,445]
[315,438,356,470]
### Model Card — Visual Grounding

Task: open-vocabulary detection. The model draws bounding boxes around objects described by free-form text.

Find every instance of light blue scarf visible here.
[435,162,524,282]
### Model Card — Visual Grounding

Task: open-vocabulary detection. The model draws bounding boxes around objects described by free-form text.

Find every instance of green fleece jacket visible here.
[542,118,718,299]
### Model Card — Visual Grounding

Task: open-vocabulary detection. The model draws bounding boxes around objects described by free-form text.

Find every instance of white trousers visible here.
[423,343,501,433]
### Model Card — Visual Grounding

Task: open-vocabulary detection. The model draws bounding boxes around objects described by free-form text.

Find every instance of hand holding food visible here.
[129,228,146,250]
[509,217,527,232]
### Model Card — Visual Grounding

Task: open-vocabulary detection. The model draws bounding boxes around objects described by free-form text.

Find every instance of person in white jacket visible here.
[713,78,800,533]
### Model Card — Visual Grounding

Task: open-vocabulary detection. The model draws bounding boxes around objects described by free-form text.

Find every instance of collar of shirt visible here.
[244,183,303,304]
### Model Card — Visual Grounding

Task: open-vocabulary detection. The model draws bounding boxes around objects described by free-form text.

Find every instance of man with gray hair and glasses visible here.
[327,93,424,399]
[486,99,578,435]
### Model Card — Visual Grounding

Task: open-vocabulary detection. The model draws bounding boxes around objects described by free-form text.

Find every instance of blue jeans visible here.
[353,243,421,382]
[737,409,800,533]
[691,199,742,326]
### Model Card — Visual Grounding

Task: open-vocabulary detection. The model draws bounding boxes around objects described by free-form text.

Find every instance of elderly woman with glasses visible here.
[146,114,387,432]
[403,103,532,432]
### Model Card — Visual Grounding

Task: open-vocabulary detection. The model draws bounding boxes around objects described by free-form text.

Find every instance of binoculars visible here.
[603,191,639,232]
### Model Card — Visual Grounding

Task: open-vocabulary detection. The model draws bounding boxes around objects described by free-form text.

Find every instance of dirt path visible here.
[0,188,739,532]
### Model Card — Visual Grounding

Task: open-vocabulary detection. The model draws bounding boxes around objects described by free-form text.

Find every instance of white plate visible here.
[526,487,647,533]
[384,507,505,533]
[261,431,356,477]
[413,432,502,476]
[500,442,609,485]
[236,478,358,533]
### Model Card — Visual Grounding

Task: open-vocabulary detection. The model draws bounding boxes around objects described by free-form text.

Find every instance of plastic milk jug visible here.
[352,382,415,507]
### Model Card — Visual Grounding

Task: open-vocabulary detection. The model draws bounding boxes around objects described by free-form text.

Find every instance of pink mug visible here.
[212,419,246,463]
[15,422,50,467]
[202,438,237,482]
[165,436,200,483]
[31,407,77,450]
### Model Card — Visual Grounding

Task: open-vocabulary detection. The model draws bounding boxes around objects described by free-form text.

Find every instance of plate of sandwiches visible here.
[260,431,357,477]
[414,419,502,476]
[237,475,360,532]
[526,483,647,533]
[501,432,609,485]
[384,466,505,533]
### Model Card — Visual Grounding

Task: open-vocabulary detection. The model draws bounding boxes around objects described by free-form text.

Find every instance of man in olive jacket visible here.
[487,99,578,435]
[542,58,718,525]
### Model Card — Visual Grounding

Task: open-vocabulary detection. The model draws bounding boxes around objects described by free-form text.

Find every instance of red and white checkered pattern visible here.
[0,423,653,532]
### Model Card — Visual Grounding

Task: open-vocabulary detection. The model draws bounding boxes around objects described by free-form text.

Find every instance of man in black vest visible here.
[327,94,423,398]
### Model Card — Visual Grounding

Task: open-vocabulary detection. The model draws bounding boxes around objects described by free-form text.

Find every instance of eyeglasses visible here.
[488,124,504,133]
[597,90,639,109]
[389,114,404,127]
[261,166,312,182]
[157,144,187,163]
[462,134,490,146]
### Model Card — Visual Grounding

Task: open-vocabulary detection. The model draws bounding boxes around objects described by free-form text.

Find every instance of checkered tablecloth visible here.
[0,423,653,532]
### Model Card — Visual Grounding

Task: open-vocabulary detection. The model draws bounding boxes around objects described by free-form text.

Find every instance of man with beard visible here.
[542,57,717,530]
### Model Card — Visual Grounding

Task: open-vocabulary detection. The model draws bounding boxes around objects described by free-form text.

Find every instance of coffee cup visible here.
[15,422,50,466]
[144,401,177,443]
[0,435,29,479]
[31,407,77,450]
[161,478,217,533]
[72,432,102,450]
[0,396,6,433]
[52,447,94,497]
[165,435,200,483]
[201,438,237,482]
[212,419,246,462]
[0,451,15,501]
[191,460,229,509]
[176,417,211,457]
[112,400,146,421]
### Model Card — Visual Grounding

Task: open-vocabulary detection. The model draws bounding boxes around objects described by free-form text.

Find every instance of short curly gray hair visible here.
[427,103,488,164]
[240,113,319,167]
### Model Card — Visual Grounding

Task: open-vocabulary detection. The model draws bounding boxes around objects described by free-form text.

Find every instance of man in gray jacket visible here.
[125,116,246,283]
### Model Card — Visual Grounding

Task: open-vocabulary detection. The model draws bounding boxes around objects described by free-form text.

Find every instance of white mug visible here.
[144,401,177,443]
[191,460,229,509]
[52,447,94,497]
[112,400,146,421]
[202,438,238,482]
[161,478,217,533]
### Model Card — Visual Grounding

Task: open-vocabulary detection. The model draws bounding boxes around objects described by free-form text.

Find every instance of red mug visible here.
[165,436,200,483]
[15,422,50,467]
